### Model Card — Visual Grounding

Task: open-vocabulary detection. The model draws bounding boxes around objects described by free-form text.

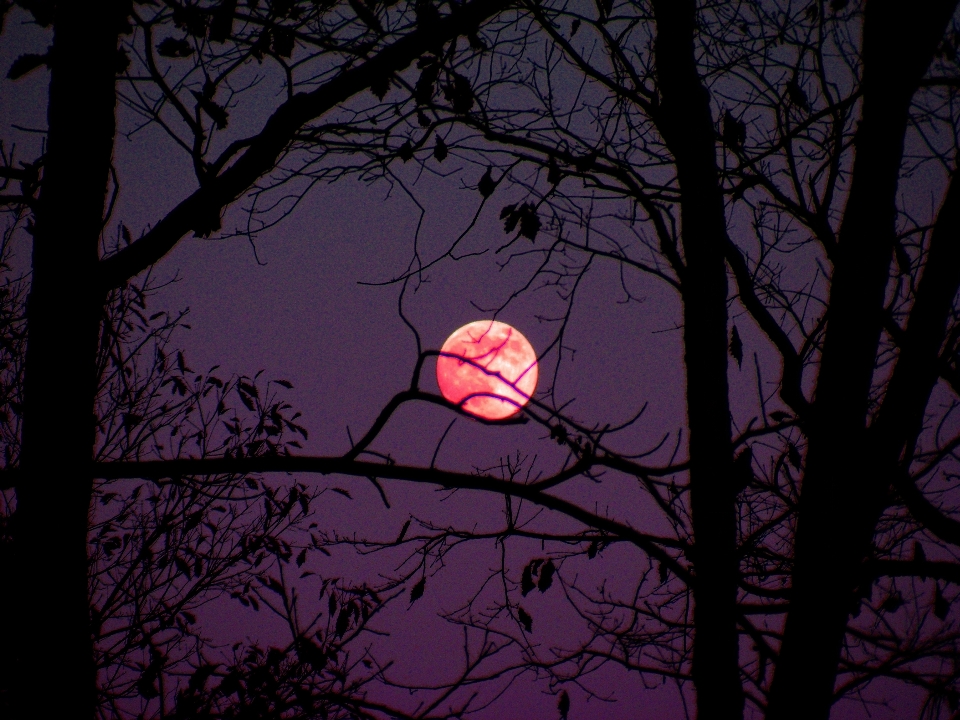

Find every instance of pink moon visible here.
[436,320,538,420]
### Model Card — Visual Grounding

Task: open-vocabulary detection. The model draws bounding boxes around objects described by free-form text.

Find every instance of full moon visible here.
[436,320,538,420]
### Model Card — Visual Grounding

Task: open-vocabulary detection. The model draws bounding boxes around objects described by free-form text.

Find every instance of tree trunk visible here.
[7,5,119,719]
[651,2,743,718]
[766,3,958,718]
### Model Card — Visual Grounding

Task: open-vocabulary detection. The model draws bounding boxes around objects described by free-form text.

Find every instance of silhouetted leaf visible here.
[658,561,669,584]
[722,110,746,150]
[787,443,802,468]
[209,0,238,42]
[433,135,448,162]
[447,73,474,113]
[538,559,555,593]
[548,160,563,185]
[786,78,808,111]
[329,592,337,616]
[191,90,229,129]
[769,410,790,423]
[587,540,598,559]
[296,548,307,567]
[415,63,439,104]
[518,203,541,241]
[157,37,193,58]
[478,167,495,198]
[914,540,927,567]
[521,563,536,596]
[468,32,487,51]
[137,673,160,699]
[172,4,207,36]
[729,325,743,369]
[880,592,903,613]
[397,140,414,162]
[397,518,411,542]
[518,606,533,632]
[331,487,352,500]
[570,18,581,36]
[934,584,950,620]
[274,379,293,389]
[417,110,431,127]
[558,689,570,720]
[336,607,350,636]
[410,577,426,603]
[371,72,390,100]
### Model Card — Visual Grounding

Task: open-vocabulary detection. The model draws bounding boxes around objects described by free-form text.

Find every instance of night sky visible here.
[1,3,951,718]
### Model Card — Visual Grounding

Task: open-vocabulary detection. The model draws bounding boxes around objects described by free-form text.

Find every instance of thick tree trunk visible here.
[650,2,743,718]
[7,5,119,719]
[766,3,958,719]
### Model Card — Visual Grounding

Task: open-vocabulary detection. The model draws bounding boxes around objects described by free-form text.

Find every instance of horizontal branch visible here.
[11,453,691,581]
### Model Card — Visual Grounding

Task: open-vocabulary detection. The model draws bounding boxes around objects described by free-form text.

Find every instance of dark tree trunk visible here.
[651,2,743,718]
[767,3,958,718]
[7,4,120,719]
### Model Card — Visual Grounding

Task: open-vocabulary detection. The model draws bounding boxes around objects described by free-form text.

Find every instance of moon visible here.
[436,320,538,420]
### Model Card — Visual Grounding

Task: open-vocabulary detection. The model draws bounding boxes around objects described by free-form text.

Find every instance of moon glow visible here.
[436,320,538,420]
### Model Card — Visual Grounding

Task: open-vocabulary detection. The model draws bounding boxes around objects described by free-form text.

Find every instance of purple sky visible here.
[0,6,938,718]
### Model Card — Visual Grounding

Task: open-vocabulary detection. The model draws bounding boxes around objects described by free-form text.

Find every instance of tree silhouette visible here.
[3,1,960,720]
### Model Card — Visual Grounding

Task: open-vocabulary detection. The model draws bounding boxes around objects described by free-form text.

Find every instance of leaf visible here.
[729,325,743,369]
[787,443,802,468]
[209,0,238,43]
[410,577,426,603]
[521,563,536,596]
[558,689,570,720]
[769,410,791,423]
[518,203,541,241]
[658,561,669,584]
[518,606,533,633]
[880,592,903,613]
[433,135,448,162]
[262,575,284,597]
[417,110,431,128]
[329,592,338,616]
[273,379,293,389]
[587,541,598,559]
[914,540,927,566]
[448,73,474,113]
[537,559,555,593]
[191,90,229,129]
[397,140,414,162]
[397,518,411,543]
[296,548,307,567]
[478,167,495,198]
[468,32,487,51]
[271,28,295,58]
[331,487,352,500]
[10,51,49,79]
[934,584,950,621]
[570,18,581,36]
[415,64,438,104]
[548,161,563,186]
[137,673,160,699]
[786,78,809,111]
[336,607,351,637]
[157,37,193,58]
[722,110,746,150]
